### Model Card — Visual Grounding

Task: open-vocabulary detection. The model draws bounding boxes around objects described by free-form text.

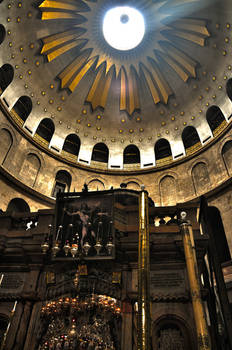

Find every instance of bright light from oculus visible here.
[103,6,145,51]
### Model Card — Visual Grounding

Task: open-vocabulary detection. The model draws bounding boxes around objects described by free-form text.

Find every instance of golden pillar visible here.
[180,212,211,350]
[137,187,151,350]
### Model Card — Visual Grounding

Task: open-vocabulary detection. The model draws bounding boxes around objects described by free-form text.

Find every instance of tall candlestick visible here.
[0,300,17,350]
[0,274,4,287]
[180,212,211,350]
[137,187,151,350]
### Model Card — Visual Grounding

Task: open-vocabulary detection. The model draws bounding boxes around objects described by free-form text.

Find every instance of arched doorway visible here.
[52,170,72,197]
[123,145,140,165]
[35,118,55,145]
[62,133,80,160]
[206,106,226,136]
[91,142,109,163]
[12,96,32,123]
[155,138,172,165]
[152,316,194,350]
[182,126,201,155]
[0,64,14,93]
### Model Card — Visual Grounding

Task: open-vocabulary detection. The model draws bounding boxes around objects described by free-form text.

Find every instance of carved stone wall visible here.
[160,176,177,206]
[19,153,41,188]
[0,105,231,207]
[0,107,232,254]
[192,162,211,195]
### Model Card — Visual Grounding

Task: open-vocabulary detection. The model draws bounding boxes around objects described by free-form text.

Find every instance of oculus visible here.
[102,6,145,51]
[39,0,210,115]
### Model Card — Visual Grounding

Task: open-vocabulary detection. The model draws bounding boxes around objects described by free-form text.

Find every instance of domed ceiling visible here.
[0,0,232,172]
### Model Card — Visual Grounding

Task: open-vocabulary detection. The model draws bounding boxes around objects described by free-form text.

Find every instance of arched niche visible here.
[206,106,226,135]
[226,78,232,102]
[123,145,140,165]
[208,206,231,263]
[152,317,194,350]
[35,118,55,144]
[0,25,6,45]
[0,64,14,94]
[88,179,105,191]
[91,143,109,163]
[182,126,201,155]
[19,153,41,187]
[155,138,172,164]
[192,162,210,195]
[222,140,232,175]
[52,170,72,197]
[6,198,30,213]
[62,134,80,158]
[160,175,177,206]
[0,128,13,164]
[126,181,140,190]
[12,96,32,123]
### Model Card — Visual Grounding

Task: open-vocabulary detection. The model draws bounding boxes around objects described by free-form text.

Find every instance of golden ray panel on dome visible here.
[39,0,210,115]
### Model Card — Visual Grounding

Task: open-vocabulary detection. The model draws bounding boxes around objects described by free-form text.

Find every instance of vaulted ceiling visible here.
[0,0,232,172]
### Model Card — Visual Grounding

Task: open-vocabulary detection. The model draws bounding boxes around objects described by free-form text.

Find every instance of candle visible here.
[12,301,17,313]
[0,274,4,287]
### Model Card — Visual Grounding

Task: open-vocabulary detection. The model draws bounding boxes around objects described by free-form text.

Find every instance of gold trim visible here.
[156,156,173,166]
[137,190,151,350]
[213,120,227,137]
[33,133,49,148]
[39,0,210,115]
[186,142,202,156]
[10,108,24,126]
[61,149,77,162]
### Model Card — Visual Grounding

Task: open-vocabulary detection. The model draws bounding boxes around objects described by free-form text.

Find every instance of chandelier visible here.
[39,294,121,350]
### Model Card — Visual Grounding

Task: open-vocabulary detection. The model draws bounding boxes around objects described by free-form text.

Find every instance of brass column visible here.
[137,187,151,350]
[180,212,211,350]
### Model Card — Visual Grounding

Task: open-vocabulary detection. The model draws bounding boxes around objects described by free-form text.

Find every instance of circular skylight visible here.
[103,6,145,51]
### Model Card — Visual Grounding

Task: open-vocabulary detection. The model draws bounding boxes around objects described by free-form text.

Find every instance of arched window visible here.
[0,25,6,45]
[52,170,72,197]
[6,198,30,213]
[155,138,172,165]
[182,126,201,155]
[226,78,232,102]
[206,106,226,135]
[12,96,32,123]
[36,118,54,144]
[91,143,109,163]
[0,64,14,93]
[208,207,231,263]
[222,140,232,175]
[62,134,80,158]
[123,145,140,164]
